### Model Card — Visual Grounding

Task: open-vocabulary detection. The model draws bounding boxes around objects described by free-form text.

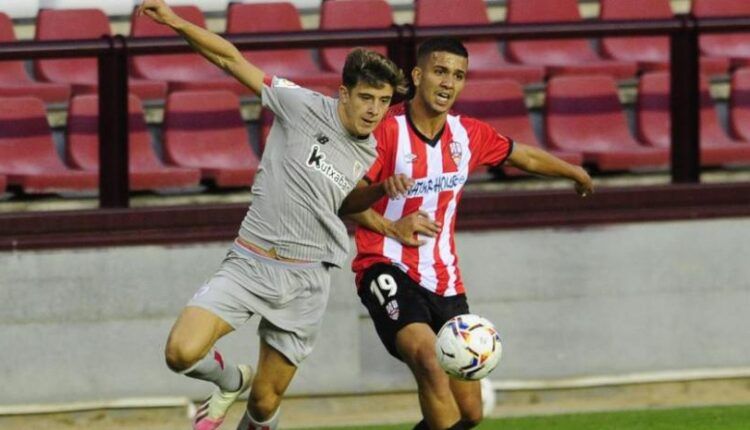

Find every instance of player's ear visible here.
[338,85,350,104]
[411,67,422,87]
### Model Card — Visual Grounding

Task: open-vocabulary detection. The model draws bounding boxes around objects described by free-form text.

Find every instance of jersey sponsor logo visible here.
[306,144,354,193]
[405,172,467,198]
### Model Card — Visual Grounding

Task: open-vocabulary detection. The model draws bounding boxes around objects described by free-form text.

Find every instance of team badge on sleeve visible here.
[385,300,400,320]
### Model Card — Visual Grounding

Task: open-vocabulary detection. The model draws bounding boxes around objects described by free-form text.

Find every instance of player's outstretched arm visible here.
[137,0,264,96]
[347,209,441,247]
[507,142,594,196]
[339,175,414,216]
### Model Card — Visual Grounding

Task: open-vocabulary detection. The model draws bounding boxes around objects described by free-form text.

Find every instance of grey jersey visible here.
[238,77,377,267]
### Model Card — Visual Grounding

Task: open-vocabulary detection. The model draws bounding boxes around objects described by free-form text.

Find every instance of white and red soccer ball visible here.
[435,314,503,380]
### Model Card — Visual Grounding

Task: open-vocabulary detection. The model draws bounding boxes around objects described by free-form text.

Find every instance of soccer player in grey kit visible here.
[137,2,409,430]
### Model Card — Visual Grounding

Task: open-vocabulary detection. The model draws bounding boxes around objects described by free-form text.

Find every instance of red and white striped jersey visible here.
[352,103,514,296]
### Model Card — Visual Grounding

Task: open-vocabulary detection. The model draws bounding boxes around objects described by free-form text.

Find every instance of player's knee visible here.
[461,409,483,428]
[164,338,205,372]
[411,344,444,378]
[248,384,282,420]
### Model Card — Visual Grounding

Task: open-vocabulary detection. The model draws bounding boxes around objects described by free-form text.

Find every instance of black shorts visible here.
[357,263,470,361]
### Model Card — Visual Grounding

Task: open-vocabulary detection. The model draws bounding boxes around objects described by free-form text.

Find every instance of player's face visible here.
[339,82,394,136]
[412,51,468,115]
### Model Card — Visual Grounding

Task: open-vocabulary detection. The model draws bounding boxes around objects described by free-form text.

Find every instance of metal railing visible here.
[1,16,750,208]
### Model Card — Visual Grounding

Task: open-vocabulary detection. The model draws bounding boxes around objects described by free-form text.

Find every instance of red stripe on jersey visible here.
[433,125,456,296]
[451,189,466,295]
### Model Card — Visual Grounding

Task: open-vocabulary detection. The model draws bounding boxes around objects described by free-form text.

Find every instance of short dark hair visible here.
[342,48,408,95]
[416,37,469,65]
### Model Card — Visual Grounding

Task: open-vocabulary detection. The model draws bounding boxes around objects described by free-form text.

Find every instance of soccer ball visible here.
[435,314,502,380]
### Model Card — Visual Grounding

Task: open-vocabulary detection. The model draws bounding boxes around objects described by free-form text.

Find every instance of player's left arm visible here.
[506,142,594,197]
[339,175,413,216]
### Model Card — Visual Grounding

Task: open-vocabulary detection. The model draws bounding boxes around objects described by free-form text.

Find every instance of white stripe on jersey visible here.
[439,115,473,296]
[382,116,410,272]
[417,131,445,292]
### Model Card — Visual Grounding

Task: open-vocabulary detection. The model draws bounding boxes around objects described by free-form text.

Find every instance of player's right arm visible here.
[347,209,441,247]
[137,0,264,96]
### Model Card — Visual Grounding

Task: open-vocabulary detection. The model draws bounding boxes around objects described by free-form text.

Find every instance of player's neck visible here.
[408,98,448,140]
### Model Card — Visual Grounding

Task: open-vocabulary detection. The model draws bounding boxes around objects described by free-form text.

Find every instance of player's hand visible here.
[137,0,177,26]
[382,173,414,199]
[388,210,442,247]
[574,167,594,197]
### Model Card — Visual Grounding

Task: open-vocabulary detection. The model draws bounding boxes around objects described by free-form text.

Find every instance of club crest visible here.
[449,141,463,165]
[386,300,400,320]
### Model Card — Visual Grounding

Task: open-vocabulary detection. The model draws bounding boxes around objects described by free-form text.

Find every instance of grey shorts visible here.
[187,242,332,366]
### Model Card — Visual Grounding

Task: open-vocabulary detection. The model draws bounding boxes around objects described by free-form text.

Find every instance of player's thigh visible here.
[395,322,442,374]
[358,264,432,360]
[449,378,482,419]
[252,337,298,397]
[166,306,235,358]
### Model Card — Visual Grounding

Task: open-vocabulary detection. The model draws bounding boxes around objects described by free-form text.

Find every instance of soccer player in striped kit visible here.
[137,2,409,430]
[349,38,594,430]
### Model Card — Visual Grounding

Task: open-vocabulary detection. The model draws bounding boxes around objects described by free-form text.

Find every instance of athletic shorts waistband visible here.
[232,239,327,269]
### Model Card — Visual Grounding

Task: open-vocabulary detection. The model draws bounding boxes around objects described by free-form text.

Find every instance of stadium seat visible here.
[637,72,750,167]
[506,0,638,79]
[730,68,750,143]
[163,90,259,187]
[226,2,340,93]
[414,0,545,84]
[453,79,582,176]
[130,6,250,95]
[545,75,669,171]
[318,0,391,73]
[599,0,728,76]
[0,12,70,103]
[692,0,750,68]
[34,9,167,100]
[0,96,97,193]
[66,94,202,191]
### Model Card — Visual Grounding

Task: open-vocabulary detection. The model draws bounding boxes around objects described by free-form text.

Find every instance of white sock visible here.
[236,407,280,430]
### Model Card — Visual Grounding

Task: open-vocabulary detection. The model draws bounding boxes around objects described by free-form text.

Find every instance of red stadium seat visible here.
[34,9,166,100]
[227,2,339,92]
[637,72,750,167]
[0,12,70,103]
[319,0,391,73]
[66,94,201,191]
[506,0,638,79]
[0,96,97,193]
[545,75,668,171]
[130,6,249,95]
[453,79,582,176]
[414,0,545,84]
[163,90,259,187]
[730,68,750,143]
[692,0,750,68]
[599,0,728,76]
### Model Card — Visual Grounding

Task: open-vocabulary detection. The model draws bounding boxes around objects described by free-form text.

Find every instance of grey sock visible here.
[181,348,241,392]
[236,408,280,430]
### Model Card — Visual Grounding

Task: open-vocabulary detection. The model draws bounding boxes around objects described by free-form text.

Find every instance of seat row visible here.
[0,90,259,195]
[3,69,750,197]
[2,0,750,104]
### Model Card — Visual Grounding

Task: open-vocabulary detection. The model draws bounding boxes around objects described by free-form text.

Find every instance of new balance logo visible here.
[315,132,330,145]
